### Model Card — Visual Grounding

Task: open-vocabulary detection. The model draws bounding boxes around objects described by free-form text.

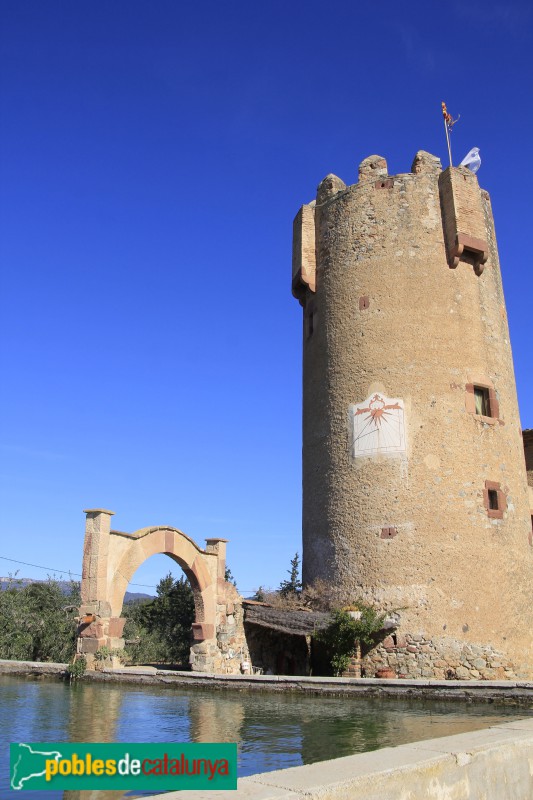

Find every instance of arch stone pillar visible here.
[77,509,249,673]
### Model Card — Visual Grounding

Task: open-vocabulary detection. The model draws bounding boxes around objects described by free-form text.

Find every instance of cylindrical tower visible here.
[292,151,532,679]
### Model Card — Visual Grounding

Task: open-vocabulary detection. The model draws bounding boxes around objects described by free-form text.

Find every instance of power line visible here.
[0,555,82,577]
[0,555,258,593]
[0,556,156,589]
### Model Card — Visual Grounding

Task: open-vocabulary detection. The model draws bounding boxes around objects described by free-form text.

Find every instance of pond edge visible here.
[1,659,533,705]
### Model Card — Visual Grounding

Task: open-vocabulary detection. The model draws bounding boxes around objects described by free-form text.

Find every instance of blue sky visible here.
[1,1,532,596]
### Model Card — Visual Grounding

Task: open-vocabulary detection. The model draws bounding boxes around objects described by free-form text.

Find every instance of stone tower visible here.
[292,151,532,679]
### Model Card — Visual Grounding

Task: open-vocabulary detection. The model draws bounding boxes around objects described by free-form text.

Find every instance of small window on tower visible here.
[474,386,490,417]
[483,480,507,519]
[465,381,499,421]
[307,309,314,338]
[487,489,499,510]
[305,299,315,340]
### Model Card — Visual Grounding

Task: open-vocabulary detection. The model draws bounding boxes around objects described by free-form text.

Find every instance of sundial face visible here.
[350,393,406,458]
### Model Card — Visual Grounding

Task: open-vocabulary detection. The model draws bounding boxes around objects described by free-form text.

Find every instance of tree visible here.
[123,573,195,666]
[279,553,302,598]
[224,566,237,587]
[0,577,80,663]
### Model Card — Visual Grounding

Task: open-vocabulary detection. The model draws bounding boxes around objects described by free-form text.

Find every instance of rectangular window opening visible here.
[474,385,491,417]
[306,310,314,339]
[488,489,499,510]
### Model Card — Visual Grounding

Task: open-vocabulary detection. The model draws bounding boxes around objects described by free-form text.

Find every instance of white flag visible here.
[460,147,481,173]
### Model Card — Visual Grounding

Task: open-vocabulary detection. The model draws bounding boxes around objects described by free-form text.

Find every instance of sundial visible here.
[350,393,406,458]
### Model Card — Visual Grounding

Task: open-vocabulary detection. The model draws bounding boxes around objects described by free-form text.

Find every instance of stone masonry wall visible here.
[362,634,518,681]
[440,165,487,245]
[293,150,533,679]
[190,583,250,674]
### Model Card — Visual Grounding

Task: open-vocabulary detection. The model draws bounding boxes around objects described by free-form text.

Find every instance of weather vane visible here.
[441,101,460,167]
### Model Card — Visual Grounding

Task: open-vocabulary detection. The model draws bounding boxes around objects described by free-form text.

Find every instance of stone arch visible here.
[108,526,216,625]
[114,544,207,622]
[77,509,240,672]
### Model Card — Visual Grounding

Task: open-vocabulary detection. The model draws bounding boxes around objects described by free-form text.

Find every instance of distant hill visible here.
[0,577,153,603]
[123,592,154,603]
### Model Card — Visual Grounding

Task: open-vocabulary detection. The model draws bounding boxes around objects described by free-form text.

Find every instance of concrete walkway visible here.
[143,718,533,800]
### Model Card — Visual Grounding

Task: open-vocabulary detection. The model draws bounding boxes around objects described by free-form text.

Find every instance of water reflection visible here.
[0,674,530,800]
[62,687,126,800]
[190,695,244,742]
[59,691,247,800]
[67,684,124,743]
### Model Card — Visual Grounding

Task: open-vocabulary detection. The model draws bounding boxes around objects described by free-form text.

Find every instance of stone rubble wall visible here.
[190,584,250,674]
[362,633,519,681]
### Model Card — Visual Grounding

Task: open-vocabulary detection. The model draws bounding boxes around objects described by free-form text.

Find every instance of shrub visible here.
[316,604,386,676]
[67,656,86,681]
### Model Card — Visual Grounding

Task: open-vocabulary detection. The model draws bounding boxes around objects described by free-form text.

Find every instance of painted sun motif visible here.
[350,393,406,457]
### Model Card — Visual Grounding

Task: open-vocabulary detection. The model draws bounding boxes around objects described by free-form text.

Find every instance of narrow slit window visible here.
[305,299,315,340]
[306,309,314,339]
[474,385,490,417]
[484,480,506,519]
[488,489,499,510]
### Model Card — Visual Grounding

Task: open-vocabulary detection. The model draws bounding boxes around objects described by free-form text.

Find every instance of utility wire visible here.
[0,555,82,577]
[0,555,258,593]
[0,556,156,589]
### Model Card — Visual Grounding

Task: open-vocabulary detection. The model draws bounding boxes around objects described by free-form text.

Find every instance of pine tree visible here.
[224,566,237,587]
[279,553,302,597]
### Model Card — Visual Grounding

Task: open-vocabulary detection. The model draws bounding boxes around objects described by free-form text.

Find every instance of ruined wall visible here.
[293,151,533,679]
[191,582,250,674]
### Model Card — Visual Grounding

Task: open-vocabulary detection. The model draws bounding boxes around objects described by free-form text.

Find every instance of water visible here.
[1,674,530,800]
